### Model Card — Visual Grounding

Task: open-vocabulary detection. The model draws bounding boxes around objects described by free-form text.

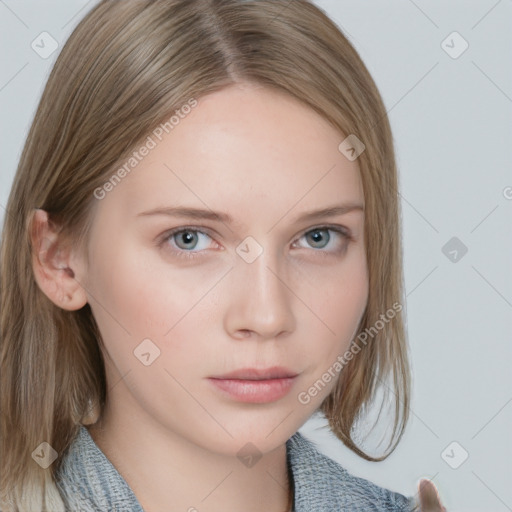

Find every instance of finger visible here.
[418,478,445,512]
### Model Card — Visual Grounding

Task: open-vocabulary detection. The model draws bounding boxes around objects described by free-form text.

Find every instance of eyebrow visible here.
[136,203,364,224]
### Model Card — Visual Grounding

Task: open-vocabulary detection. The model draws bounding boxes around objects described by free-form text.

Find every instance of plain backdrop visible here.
[1,1,511,511]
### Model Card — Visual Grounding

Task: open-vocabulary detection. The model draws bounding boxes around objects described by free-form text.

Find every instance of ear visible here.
[30,208,88,311]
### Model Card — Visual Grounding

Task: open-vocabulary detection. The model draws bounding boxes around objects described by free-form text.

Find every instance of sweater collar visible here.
[56,423,347,511]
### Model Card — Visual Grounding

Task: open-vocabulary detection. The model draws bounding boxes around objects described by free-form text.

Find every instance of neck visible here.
[87,396,294,512]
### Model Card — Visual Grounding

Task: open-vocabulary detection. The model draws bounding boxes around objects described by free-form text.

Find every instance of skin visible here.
[31,82,444,511]
[418,479,447,512]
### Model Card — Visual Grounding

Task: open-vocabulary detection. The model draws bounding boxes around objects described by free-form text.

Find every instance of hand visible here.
[418,478,446,512]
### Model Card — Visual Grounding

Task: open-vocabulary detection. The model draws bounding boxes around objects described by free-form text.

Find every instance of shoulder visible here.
[286,431,418,512]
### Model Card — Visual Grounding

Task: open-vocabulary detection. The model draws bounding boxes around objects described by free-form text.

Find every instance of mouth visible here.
[210,366,298,380]
[208,366,298,403]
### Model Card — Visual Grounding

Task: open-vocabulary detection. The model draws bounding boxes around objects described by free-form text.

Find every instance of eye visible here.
[171,229,210,250]
[157,224,352,261]
[293,226,351,253]
[159,227,217,258]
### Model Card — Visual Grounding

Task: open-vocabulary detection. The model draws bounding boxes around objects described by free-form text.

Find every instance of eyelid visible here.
[291,225,352,253]
[296,223,352,241]
[158,223,352,259]
[160,225,216,241]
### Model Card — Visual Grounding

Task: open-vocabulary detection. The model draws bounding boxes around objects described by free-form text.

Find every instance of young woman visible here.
[0,1,446,511]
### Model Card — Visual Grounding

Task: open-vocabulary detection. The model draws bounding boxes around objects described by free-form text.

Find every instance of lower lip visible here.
[208,377,296,403]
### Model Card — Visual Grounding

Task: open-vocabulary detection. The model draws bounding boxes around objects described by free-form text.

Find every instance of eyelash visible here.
[158,225,353,261]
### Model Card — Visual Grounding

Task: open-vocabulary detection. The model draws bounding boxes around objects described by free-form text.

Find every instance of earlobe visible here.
[30,208,88,311]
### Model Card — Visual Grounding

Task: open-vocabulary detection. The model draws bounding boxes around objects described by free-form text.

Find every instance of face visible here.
[77,83,368,456]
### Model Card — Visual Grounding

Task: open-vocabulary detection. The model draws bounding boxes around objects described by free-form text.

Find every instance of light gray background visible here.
[1,1,511,511]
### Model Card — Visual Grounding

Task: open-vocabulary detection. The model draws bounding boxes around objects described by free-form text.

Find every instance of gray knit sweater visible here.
[55,425,418,511]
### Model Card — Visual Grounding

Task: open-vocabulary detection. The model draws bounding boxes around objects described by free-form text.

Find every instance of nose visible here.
[223,247,296,341]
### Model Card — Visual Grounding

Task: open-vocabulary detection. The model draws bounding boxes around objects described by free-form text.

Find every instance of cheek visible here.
[86,240,232,380]
[323,269,368,341]
[291,254,368,407]
[293,246,368,362]
[299,242,368,315]
[89,238,213,333]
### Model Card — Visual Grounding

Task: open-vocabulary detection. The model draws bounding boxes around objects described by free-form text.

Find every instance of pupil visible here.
[179,231,196,248]
[309,229,329,248]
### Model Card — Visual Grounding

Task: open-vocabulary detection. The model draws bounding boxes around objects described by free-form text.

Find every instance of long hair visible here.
[0,1,410,510]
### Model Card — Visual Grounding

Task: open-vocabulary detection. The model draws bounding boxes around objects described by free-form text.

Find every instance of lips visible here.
[210,366,298,380]
[208,366,298,403]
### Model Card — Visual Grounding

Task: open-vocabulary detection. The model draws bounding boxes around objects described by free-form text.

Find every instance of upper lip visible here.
[209,366,298,380]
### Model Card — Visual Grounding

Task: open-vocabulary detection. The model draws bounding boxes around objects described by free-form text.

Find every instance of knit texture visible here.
[55,425,419,511]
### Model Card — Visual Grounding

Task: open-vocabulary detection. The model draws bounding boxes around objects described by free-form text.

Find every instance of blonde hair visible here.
[0,0,410,510]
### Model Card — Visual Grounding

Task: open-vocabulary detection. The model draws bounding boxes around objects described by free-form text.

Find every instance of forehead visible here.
[101,84,364,226]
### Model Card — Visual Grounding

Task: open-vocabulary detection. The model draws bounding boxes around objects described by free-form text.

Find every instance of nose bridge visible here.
[226,239,295,338]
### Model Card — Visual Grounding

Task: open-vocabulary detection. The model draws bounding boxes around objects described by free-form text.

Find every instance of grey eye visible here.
[305,229,330,248]
[173,230,199,250]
